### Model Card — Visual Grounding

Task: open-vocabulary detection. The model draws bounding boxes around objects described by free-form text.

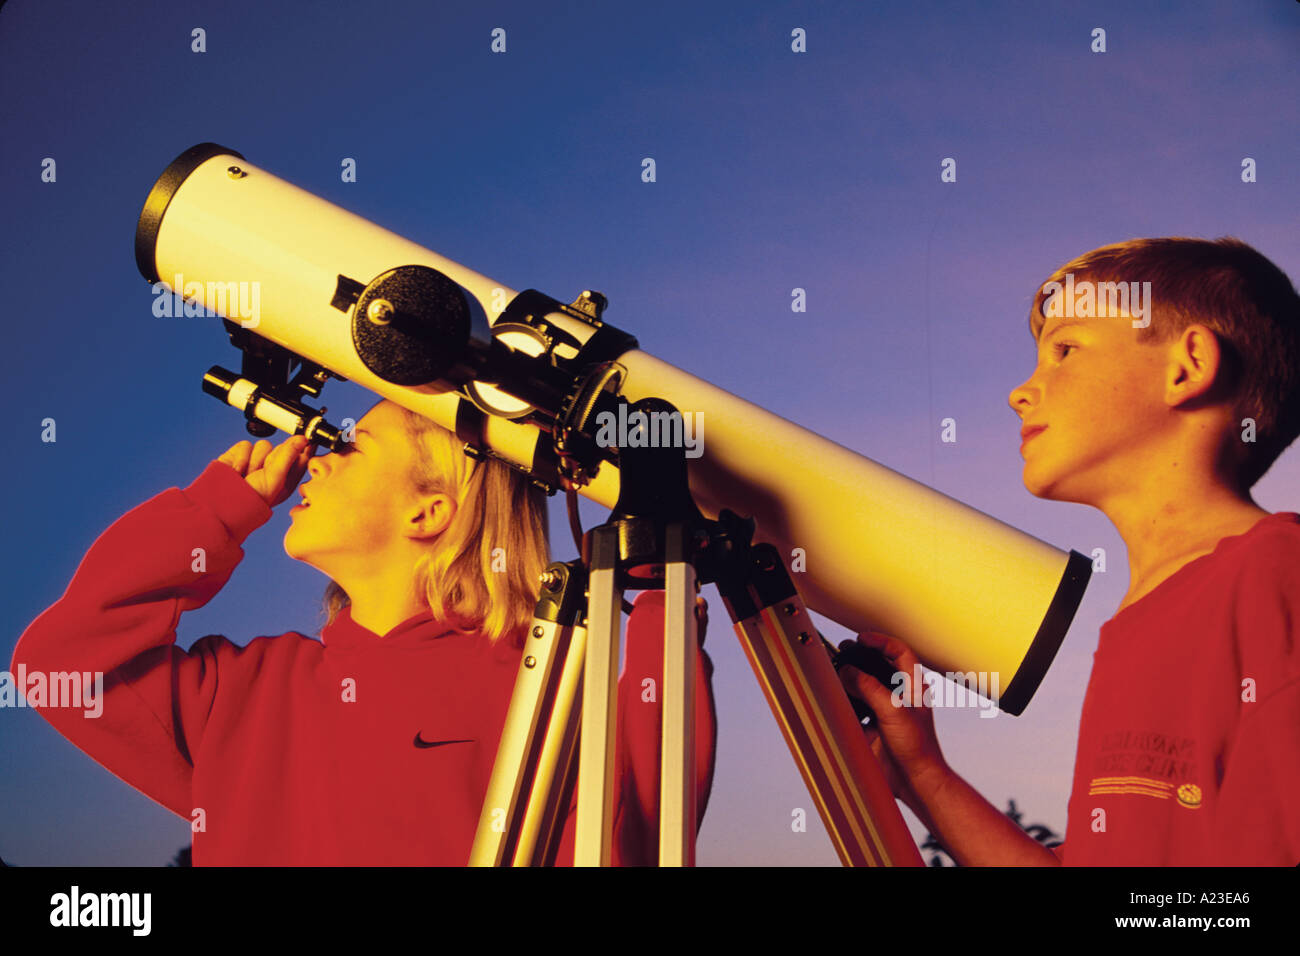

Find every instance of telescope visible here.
[136,142,1089,718]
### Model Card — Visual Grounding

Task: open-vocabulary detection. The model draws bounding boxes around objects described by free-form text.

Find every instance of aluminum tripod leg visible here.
[719,544,923,866]
[574,525,622,865]
[469,563,584,866]
[475,524,700,866]
[659,523,697,866]
[511,621,586,865]
[474,524,916,866]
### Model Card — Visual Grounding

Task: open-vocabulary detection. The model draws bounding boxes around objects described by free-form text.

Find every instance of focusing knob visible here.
[351,265,477,386]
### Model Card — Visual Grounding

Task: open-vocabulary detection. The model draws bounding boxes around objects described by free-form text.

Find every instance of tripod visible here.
[469,398,923,866]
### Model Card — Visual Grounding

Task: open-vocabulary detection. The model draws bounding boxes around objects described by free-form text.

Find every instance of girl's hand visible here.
[218,435,314,507]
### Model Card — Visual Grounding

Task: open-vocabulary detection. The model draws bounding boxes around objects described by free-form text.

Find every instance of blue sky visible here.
[2,0,1297,865]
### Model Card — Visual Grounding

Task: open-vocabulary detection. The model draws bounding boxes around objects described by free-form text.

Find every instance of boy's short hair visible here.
[1028,237,1300,488]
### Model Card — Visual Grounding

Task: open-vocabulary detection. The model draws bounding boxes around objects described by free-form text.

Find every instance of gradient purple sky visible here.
[2,0,1297,865]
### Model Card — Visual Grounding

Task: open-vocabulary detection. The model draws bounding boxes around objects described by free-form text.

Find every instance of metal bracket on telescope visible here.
[201,317,351,452]
[494,288,612,342]
[443,287,642,496]
[470,396,924,867]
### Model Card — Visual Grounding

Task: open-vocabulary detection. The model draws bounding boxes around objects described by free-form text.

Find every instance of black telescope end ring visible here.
[999,548,1093,715]
[135,143,244,284]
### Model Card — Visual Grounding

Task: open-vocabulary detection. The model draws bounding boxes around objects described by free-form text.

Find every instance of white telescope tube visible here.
[137,144,1089,714]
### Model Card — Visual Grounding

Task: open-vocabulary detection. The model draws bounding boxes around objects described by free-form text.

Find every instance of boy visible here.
[841,236,1300,865]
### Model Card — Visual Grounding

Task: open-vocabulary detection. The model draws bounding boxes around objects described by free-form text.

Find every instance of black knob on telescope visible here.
[351,265,492,387]
[831,639,901,727]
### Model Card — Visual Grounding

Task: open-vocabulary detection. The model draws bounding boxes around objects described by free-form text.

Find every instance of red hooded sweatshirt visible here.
[10,459,717,865]
[1054,511,1300,865]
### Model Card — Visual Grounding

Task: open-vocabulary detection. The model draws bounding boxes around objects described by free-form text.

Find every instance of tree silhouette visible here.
[920,798,1061,866]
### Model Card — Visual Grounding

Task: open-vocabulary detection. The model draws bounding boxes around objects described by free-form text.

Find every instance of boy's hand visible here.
[838,631,949,805]
[218,435,314,507]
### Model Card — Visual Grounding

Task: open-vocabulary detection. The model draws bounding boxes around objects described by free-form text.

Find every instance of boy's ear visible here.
[1164,324,1233,409]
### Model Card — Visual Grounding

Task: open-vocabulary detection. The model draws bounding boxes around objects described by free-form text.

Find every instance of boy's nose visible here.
[1007,379,1037,417]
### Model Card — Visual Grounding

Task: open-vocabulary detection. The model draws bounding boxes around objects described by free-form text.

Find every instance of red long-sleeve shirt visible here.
[1056,511,1300,865]
[11,459,716,865]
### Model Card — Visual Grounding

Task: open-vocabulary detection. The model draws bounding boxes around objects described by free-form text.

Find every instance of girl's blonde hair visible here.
[319,405,551,646]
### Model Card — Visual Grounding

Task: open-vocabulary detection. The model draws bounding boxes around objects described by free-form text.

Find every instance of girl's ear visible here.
[406,492,456,540]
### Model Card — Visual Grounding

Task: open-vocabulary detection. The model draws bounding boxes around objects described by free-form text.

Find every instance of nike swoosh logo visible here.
[413,732,475,749]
